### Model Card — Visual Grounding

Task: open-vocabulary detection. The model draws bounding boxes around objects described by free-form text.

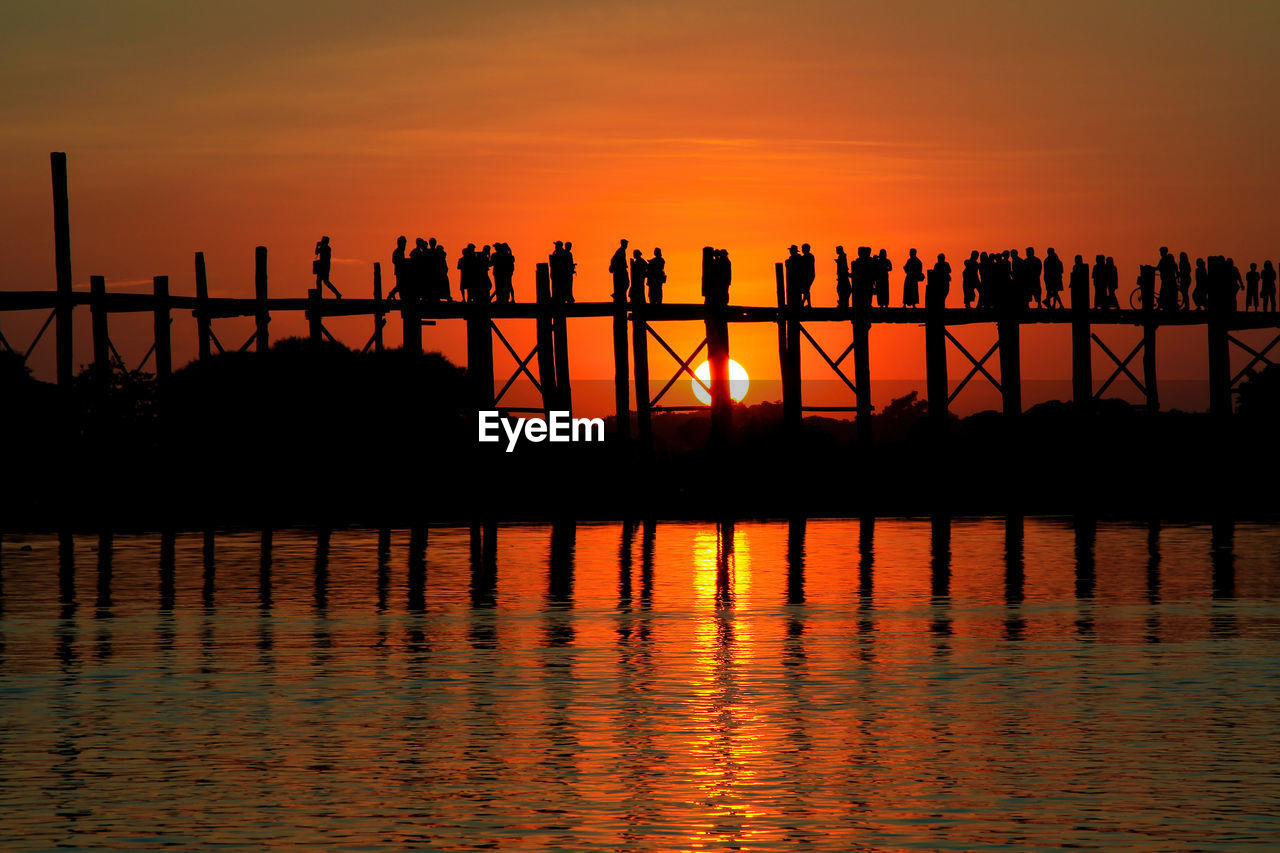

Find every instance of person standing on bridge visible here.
[610,239,630,302]
[1070,254,1089,310]
[903,248,923,308]
[492,243,515,303]
[1245,262,1261,311]
[1025,247,1043,309]
[647,248,666,304]
[1261,261,1277,312]
[1156,246,1179,310]
[629,250,648,304]
[798,244,815,307]
[930,253,951,307]
[783,245,801,306]
[962,251,979,308]
[1192,257,1209,310]
[835,246,851,309]
[1043,248,1064,309]
[876,249,892,307]
[1105,257,1120,308]
[313,236,342,299]
[564,241,577,302]
[1178,251,1192,311]
[389,235,409,301]
[549,241,567,302]
[1092,254,1108,308]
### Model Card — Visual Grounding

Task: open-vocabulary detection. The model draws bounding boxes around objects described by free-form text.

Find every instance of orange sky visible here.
[3,1,1279,413]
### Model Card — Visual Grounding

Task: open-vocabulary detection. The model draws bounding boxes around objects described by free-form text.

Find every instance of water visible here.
[1,519,1278,851]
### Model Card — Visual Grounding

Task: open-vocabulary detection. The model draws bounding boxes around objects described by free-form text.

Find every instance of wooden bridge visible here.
[4,153,1278,452]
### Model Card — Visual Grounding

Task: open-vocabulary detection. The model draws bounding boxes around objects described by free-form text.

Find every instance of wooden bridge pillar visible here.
[308,288,323,343]
[631,289,651,452]
[401,287,422,355]
[254,246,269,352]
[998,305,1021,416]
[853,256,875,448]
[51,152,74,389]
[152,275,171,381]
[194,252,211,361]
[372,262,384,353]
[776,263,801,435]
[612,291,630,440]
[925,271,947,425]
[90,275,109,391]
[466,300,495,409]
[1142,318,1159,412]
[553,295,572,413]
[706,305,732,449]
[534,263,558,413]
[1071,270,1092,411]
[1208,299,1230,417]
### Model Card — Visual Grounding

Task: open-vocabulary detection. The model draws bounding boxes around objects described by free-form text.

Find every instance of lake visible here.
[1,518,1278,850]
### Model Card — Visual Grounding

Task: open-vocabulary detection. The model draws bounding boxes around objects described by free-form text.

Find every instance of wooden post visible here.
[534,263,558,413]
[90,276,109,390]
[466,301,495,409]
[401,282,422,355]
[254,246,269,352]
[1208,287,1230,417]
[776,262,801,435]
[152,276,171,381]
[51,152,74,388]
[553,301,572,413]
[194,252,211,361]
[853,255,874,447]
[1142,316,1159,413]
[308,288,323,343]
[1071,263,1092,411]
[631,287,651,451]
[706,305,732,449]
[925,270,947,425]
[372,262,384,353]
[997,303,1021,416]
[612,291,630,440]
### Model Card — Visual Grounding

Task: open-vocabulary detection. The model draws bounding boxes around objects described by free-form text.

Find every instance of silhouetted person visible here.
[458,243,478,302]
[479,244,494,302]
[1024,247,1042,308]
[1229,258,1244,310]
[492,243,515,303]
[853,246,875,309]
[610,239,629,301]
[390,235,409,301]
[716,249,732,305]
[1192,257,1209,309]
[1245,262,1260,311]
[410,237,430,300]
[903,248,923,308]
[978,251,993,308]
[835,246,851,308]
[1043,247,1064,309]
[1156,246,1178,310]
[647,248,665,304]
[629,249,647,304]
[931,253,951,306]
[784,245,801,306]
[563,241,577,302]
[1263,261,1277,312]
[962,250,979,308]
[549,241,568,302]
[800,244,816,307]
[703,246,718,305]
[313,236,342,298]
[1070,254,1089,310]
[876,249,891,307]
[995,250,1013,309]
[1178,251,1192,311]
[430,238,451,301]
[1010,248,1024,306]
[1105,256,1120,308]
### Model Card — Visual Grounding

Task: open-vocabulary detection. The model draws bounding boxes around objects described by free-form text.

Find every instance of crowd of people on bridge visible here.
[314,236,1279,314]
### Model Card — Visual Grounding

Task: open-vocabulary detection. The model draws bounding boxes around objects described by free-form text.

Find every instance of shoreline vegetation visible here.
[3,341,1277,528]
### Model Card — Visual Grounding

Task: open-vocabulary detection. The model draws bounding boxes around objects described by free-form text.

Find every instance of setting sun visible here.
[692,359,749,405]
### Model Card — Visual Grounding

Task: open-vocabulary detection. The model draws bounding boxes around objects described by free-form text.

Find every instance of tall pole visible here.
[194,252,211,361]
[51,152,74,388]
[152,275,171,381]
[254,246,269,352]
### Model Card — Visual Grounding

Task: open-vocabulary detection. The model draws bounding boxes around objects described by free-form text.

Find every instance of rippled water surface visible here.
[2,518,1279,850]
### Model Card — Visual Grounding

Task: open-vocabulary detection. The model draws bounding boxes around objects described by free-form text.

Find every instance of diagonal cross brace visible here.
[796,322,857,395]
[491,320,542,401]
[1092,333,1145,398]
[944,329,1001,405]
[1228,332,1280,387]
[646,323,710,407]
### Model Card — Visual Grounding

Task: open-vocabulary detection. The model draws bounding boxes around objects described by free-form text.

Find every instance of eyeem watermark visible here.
[478,411,605,452]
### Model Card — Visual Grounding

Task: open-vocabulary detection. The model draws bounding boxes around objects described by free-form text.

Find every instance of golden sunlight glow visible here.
[692,359,749,405]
